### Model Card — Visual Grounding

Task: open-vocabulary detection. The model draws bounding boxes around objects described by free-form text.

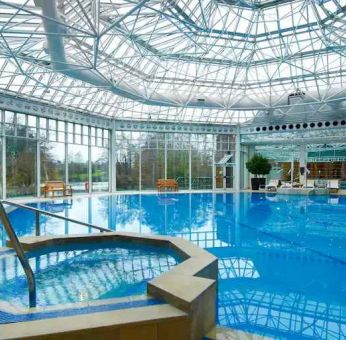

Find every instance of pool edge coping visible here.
[2,232,218,340]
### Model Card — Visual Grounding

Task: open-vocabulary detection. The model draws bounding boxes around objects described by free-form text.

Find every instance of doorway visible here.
[215,166,233,190]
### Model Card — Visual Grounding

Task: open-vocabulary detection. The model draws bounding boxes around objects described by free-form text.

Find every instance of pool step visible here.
[204,326,272,340]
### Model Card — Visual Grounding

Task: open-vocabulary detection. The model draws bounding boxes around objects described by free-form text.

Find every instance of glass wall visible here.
[167,150,189,189]
[167,133,190,189]
[141,149,165,190]
[92,147,109,192]
[0,109,239,196]
[191,134,213,189]
[41,141,65,183]
[6,137,37,197]
[0,137,2,198]
[116,132,140,191]
[140,132,165,190]
[0,110,110,198]
[115,131,235,191]
[68,144,89,193]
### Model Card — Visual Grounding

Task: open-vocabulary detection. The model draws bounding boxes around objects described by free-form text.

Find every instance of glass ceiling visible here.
[0,0,345,124]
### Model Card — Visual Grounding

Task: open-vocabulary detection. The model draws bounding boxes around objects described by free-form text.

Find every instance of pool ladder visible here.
[0,202,37,307]
[0,200,111,308]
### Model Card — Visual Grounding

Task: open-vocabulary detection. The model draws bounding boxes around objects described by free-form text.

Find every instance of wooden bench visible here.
[43,181,73,198]
[156,179,179,192]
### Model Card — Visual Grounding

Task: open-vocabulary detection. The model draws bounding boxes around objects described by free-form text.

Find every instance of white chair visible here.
[314,179,326,188]
[303,179,315,188]
[327,179,339,193]
[281,181,292,188]
[265,179,280,191]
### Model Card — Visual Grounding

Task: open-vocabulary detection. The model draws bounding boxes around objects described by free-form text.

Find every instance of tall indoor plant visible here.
[246,154,272,190]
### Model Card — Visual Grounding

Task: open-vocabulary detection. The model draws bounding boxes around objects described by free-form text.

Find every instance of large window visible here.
[167,150,189,189]
[116,132,140,191]
[68,144,89,193]
[0,109,243,196]
[113,132,237,191]
[0,138,2,198]
[41,142,65,183]
[191,134,213,189]
[6,137,37,197]
[167,134,190,189]
[141,148,165,190]
[92,147,109,192]
[116,147,140,190]
[141,132,165,190]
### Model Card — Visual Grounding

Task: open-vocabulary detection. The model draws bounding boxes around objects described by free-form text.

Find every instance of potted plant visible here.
[246,154,272,190]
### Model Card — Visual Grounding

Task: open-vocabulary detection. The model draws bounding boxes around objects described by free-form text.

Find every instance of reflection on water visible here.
[1,192,346,338]
[0,241,180,308]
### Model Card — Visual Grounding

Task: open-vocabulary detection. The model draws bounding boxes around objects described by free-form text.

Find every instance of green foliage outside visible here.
[246,154,271,177]
[116,134,214,190]
[5,122,108,196]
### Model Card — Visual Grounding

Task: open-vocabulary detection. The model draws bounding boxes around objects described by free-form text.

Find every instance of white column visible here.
[65,121,68,184]
[36,115,41,197]
[243,146,249,190]
[164,134,167,179]
[139,147,142,191]
[88,128,92,194]
[290,154,295,184]
[110,123,116,192]
[212,134,216,190]
[234,127,241,191]
[299,144,307,185]
[1,124,6,199]
[189,140,192,190]
[36,137,41,197]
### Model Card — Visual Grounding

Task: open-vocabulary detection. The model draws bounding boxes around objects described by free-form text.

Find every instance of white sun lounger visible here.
[265,179,280,191]
[327,179,339,193]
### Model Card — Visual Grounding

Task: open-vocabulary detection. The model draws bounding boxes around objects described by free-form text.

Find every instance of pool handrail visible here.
[0,202,37,308]
[1,200,111,234]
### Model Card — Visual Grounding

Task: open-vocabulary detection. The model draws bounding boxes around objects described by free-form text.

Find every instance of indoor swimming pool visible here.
[1,192,346,339]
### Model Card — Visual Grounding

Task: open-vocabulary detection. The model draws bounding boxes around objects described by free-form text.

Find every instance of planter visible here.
[251,178,266,190]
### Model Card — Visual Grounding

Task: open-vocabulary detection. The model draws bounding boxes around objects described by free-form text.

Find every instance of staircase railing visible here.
[0,200,112,308]
[0,202,36,307]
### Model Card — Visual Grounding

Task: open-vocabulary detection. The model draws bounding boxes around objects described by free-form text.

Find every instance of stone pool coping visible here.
[1,232,218,340]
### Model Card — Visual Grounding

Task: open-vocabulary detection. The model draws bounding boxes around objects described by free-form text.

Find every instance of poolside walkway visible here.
[205,326,272,340]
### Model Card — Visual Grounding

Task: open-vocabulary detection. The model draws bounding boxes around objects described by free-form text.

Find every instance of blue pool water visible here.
[0,241,180,308]
[1,192,346,339]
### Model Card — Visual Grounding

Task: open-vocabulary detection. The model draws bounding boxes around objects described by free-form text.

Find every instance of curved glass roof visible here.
[0,0,345,123]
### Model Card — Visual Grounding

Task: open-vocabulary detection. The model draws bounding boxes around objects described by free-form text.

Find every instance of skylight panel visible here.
[0,0,343,123]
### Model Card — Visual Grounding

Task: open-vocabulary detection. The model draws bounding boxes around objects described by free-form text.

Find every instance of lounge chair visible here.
[43,181,73,198]
[314,179,327,188]
[156,179,179,192]
[265,179,280,191]
[303,179,315,188]
[327,179,339,193]
[281,181,292,188]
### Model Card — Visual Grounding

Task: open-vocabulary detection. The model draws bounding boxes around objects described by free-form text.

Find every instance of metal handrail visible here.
[2,200,111,233]
[0,202,36,307]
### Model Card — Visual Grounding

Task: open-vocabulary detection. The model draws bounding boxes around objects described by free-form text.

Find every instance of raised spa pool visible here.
[1,192,346,339]
[0,241,181,309]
